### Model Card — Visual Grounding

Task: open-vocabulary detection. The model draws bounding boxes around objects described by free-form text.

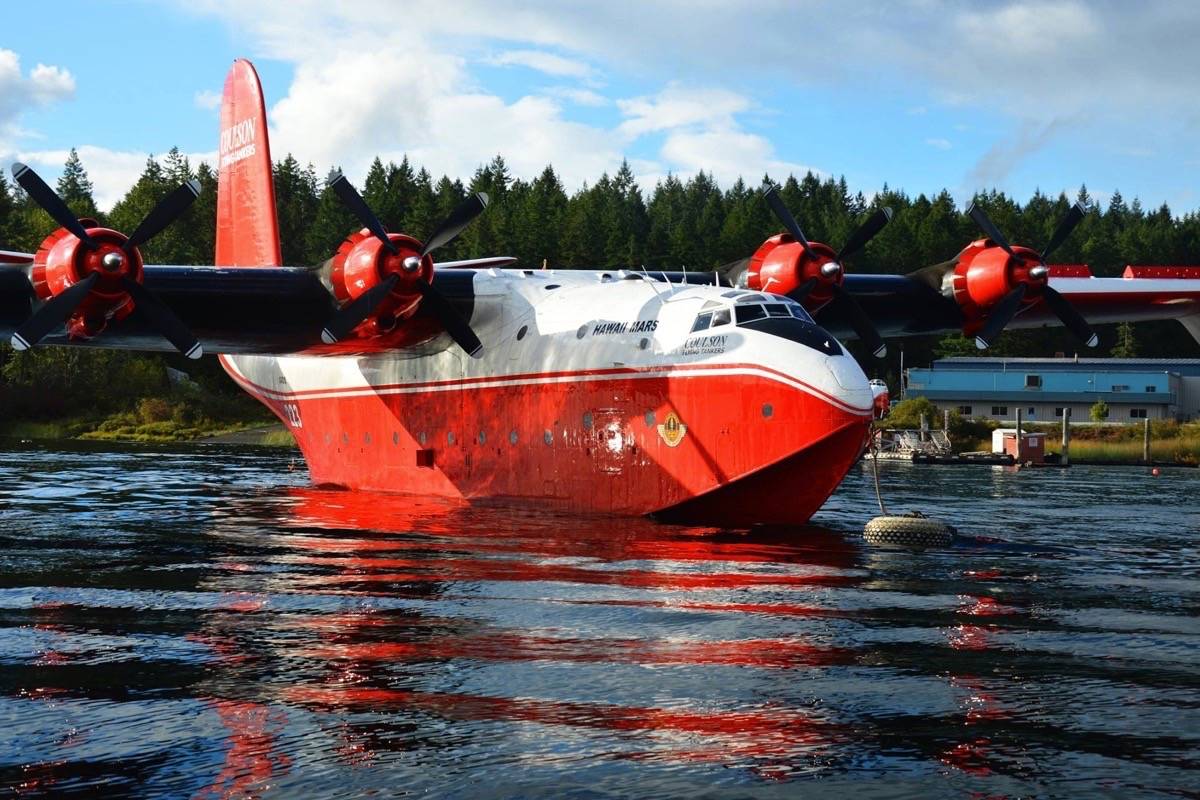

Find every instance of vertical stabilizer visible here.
[215,59,282,266]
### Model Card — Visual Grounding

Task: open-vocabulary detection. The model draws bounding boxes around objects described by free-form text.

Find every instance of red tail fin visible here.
[215,59,282,266]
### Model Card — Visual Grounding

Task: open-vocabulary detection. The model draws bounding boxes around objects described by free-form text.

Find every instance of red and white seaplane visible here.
[3,59,1200,526]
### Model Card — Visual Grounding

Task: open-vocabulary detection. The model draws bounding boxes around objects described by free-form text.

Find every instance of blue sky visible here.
[4,1,1199,213]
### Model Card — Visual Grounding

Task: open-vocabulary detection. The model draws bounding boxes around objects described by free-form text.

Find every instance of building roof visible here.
[930,357,1200,376]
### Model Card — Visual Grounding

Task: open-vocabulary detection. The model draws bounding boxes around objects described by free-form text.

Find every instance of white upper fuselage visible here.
[227,269,873,417]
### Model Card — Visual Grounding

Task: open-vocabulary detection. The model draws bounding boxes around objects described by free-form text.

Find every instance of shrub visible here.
[1090,400,1109,422]
[137,397,175,424]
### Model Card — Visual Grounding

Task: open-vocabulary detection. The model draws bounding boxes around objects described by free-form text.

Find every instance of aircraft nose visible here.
[825,352,872,409]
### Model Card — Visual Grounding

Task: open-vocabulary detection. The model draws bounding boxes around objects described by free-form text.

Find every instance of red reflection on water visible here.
[302,632,854,669]
[196,487,865,776]
[285,684,836,765]
[193,700,291,800]
[271,487,863,595]
[939,580,1026,778]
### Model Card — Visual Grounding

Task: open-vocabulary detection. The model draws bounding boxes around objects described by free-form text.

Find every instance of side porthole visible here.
[582,412,594,429]
[639,338,649,350]
[644,411,656,427]
[478,431,487,445]
[516,325,528,341]
[576,324,589,340]
[544,430,553,446]
[363,432,371,444]
[762,403,774,418]
[448,431,457,445]
[393,431,399,445]
[509,430,519,445]
[418,432,428,445]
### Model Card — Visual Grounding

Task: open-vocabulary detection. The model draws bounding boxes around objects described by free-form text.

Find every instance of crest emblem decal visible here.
[657,412,687,447]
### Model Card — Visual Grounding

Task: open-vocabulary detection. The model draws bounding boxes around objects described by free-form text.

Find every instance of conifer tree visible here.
[57,148,100,221]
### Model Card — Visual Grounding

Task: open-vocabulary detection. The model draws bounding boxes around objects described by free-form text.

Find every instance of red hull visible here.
[223,359,872,526]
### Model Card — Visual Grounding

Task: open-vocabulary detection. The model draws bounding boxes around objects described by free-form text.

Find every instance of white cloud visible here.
[0,49,74,146]
[541,87,608,107]
[654,128,814,187]
[193,89,221,111]
[486,49,597,80]
[925,138,952,151]
[617,83,751,139]
[160,0,1200,207]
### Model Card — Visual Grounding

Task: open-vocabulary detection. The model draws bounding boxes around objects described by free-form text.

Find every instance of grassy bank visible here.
[1046,437,1200,464]
[0,347,291,446]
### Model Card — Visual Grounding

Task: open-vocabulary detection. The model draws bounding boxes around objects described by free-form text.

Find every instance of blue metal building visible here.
[905,357,1200,422]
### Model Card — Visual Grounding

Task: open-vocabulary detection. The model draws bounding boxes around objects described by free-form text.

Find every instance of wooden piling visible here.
[1143,417,1151,463]
[1015,408,1023,463]
[1061,407,1071,466]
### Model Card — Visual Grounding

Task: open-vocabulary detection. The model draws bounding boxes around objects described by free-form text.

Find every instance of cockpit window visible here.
[711,307,731,327]
[690,311,713,333]
[735,304,766,324]
[732,302,840,355]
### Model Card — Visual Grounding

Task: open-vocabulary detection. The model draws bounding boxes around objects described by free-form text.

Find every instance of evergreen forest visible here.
[1,146,1198,413]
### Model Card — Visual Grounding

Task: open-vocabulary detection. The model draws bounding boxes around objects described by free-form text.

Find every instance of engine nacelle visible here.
[951,238,1046,335]
[745,234,840,307]
[330,230,434,337]
[31,222,143,340]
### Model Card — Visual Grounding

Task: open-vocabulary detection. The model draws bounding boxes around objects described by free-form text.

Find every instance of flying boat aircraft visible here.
[3,59,1199,526]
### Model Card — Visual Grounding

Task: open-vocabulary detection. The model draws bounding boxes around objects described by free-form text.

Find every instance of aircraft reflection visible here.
[191,487,868,782]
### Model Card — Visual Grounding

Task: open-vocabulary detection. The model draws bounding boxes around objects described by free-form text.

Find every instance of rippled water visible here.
[0,440,1197,798]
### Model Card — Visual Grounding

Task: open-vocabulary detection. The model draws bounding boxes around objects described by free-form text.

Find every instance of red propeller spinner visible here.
[320,170,486,357]
[955,202,1097,350]
[10,162,202,358]
[745,184,892,358]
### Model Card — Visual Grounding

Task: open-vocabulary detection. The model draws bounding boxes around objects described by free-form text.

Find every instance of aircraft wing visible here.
[0,261,505,356]
[823,264,1200,347]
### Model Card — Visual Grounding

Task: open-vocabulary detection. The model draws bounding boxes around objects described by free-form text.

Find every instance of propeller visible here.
[10,163,202,357]
[763,184,891,357]
[322,171,487,356]
[965,201,1096,349]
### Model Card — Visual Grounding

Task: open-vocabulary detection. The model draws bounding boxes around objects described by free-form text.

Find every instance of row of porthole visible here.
[321,405,773,448]
[326,428,555,447]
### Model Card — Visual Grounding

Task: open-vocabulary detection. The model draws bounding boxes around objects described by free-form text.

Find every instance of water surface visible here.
[1,441,1197,797]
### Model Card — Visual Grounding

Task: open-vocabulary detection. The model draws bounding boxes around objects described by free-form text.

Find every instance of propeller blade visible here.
[420,193,489,257]
[124,180,202,253]
[762,185,815,259]
[837,207,894,261]
[330,171,398,255]
[830,283,886,358]
[416,278,483,357]
[974,283,1027,350]
[786,277,819,304]
[966,202,1018,259]
[1041,285,1099,348]
[11,162,97,249]
[10,272,99,350]
[119,276,202,358]
[1040,201,1086,262]
[320,273,400,344]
